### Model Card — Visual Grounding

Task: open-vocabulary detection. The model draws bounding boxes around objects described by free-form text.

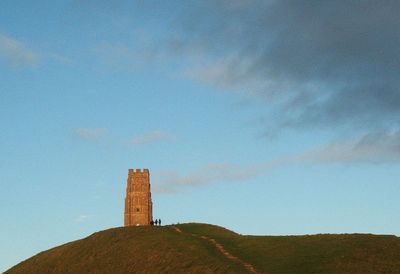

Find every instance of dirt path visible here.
[171,226,182,233]
[171,226,262,274]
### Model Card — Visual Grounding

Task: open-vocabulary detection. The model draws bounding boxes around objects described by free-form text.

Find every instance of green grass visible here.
[6,223,400,274]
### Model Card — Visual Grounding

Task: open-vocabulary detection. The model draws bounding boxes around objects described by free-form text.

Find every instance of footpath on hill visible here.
[172,226,263,274]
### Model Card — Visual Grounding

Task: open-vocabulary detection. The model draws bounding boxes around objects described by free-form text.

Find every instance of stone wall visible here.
[124,168,153,226]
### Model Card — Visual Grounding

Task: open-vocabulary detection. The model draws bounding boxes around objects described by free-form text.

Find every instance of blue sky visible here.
[1,1,400,271]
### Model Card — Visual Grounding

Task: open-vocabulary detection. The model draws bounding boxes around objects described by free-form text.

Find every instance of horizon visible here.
[1,1,400,272]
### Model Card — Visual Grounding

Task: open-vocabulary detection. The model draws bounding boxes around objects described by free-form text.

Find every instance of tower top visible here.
[128,168,149,174]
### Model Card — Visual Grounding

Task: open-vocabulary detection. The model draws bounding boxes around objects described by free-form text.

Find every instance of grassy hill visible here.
[5,223,400,274]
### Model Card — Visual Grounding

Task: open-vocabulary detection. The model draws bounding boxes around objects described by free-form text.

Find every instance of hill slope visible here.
[6,223,400,274]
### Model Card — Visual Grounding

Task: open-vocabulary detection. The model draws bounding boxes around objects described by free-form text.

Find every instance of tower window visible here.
[136,208,140,212]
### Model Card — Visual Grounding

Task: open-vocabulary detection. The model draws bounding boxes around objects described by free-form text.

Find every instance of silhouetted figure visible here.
[150,220,154,226]
[159,219,162,226]
[154,219,158,226]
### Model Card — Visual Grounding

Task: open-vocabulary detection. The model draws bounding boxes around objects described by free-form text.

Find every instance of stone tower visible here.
[124,168,153,226]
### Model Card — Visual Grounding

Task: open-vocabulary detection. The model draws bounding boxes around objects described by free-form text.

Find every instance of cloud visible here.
[70,1,400,135]
[154,161,281,193]
[130,131,173,145]
[48,53,73,65]
[154,1,400,134]
[155,130,400,192]
[72,128,108,141]
[0,33,39,68]
[74,214,92,222]
[94,43,141,69]
[298,130,400,164]
[183,57,270,93]
[68,2,400,161]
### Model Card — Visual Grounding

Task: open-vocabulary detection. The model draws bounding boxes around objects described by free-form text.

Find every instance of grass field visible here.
[6,223,400,274]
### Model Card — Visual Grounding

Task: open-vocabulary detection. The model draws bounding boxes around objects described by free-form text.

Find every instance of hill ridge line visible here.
[171,226,263,274]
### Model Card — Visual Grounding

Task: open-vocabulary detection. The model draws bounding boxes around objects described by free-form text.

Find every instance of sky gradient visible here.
[1,1,400,271]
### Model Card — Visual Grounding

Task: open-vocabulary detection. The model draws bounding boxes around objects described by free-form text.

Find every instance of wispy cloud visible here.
[155,130,400,193]
[94,43,140,69]
[48,53,73,65]
[155,162,280,193]
[74,214,92,223]
[297,130,400,165]
[72,128,108,141]
[130,131,173,145]
[183,57,269,93]
[0,33,39,68]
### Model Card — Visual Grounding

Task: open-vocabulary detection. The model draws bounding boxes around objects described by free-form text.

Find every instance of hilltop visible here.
[5,223,400,274]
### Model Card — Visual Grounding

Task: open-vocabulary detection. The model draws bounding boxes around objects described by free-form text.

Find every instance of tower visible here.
[124,168,153,226]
